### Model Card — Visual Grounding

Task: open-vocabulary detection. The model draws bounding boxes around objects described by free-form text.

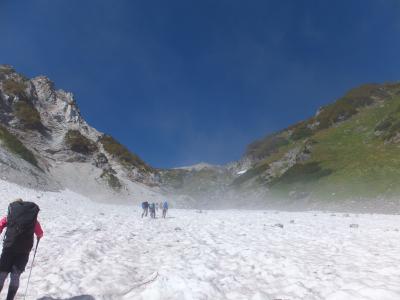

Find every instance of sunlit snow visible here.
[0,181,399,300]
[237,169,248,175]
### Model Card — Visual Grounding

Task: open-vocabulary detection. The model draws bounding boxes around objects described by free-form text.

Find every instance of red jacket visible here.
[0,216,43,238]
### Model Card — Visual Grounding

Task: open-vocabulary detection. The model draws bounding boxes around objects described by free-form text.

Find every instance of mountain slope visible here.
[235,82,400,202]
[0,65,161,203]
[161,82,400,209]
[2,64,400,208]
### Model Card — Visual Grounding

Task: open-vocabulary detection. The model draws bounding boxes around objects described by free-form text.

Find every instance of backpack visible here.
[3,201,40,253]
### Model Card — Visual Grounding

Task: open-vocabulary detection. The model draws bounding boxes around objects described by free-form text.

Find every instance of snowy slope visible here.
[0,180,399,300]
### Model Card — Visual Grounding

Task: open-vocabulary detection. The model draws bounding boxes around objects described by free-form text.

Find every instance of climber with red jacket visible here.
[0,199,43,300]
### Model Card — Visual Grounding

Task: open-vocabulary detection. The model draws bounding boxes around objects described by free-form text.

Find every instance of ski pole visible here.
[23,238,40,300]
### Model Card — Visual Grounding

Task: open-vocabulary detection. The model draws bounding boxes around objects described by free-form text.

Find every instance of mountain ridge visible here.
[161,80,400,210]
[2,64,400,210]
[233,81,400,205]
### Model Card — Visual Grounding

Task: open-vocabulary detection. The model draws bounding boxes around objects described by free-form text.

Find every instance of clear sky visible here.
[1,1,400,168]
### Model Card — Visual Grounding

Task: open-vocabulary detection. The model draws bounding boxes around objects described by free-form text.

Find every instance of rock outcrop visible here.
[0,65,161,203]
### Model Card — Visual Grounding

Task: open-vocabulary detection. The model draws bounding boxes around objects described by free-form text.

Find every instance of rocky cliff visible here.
[0,65,161,203]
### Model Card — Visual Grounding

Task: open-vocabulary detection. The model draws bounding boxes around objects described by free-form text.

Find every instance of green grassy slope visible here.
[309,92,400,199]
[0,125,38,167]
[99,134,153,173]
[236,83,400,200]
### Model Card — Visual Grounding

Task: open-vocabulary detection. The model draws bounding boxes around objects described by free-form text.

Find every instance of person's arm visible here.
[0,217,7,234]
[34,220,43,240]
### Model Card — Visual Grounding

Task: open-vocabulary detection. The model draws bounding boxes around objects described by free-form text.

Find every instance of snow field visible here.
[0,180,399,299]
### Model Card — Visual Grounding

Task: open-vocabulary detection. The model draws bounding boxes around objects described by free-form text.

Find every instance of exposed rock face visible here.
[0,65,160,203]
[94,153,109,168]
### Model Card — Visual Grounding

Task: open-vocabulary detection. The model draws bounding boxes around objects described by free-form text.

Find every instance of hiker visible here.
[162,201,168,218]
[149,203,156,219]
[159,202,163,210]
[141,201,149,218]
[0,199,43,300]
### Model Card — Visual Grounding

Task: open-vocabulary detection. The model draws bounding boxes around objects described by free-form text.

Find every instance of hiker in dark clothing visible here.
[162,201,168,218]
[0,199,43,300]
[141,201,149,218]
[149,203,156,219]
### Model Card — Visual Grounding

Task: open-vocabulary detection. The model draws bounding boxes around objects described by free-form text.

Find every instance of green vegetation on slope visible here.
[374,104,400,140]
[239,82,400,200]
[99,134,151,172]
[246,134,289,160]
[65,130,97,154]
[0,125,38,167]
[245,83,395,162]
[291,122,313,140]
[1,78,43,131]
[307,93,400,199]
[14,101,43,130]
[2,79,27,99]
[314,84,385,129]
[100,169,122,191]
[232,162,270,187]
[0,66,15,79]
[270,161,332,186]
[315,98,358,129]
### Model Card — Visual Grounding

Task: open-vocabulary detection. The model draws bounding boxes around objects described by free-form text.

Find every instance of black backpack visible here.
[3,201,40,253]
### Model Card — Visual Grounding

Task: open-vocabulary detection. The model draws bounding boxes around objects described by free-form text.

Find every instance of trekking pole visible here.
[23,239,40,300]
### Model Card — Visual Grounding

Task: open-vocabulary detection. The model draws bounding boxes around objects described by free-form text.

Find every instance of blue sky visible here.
[1,1,400,168]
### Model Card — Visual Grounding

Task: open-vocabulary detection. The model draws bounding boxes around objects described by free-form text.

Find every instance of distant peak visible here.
[176,162,221,171]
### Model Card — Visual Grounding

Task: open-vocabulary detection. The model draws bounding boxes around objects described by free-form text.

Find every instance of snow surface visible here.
[0,180,399,300]
[236,169,247,175]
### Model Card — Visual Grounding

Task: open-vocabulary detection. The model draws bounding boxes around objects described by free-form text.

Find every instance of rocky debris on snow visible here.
[349,224,359,228]
[289,190,310,200]
[274,223,284,228]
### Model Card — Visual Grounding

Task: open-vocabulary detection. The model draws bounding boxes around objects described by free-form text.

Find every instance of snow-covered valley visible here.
[0,180,399,300]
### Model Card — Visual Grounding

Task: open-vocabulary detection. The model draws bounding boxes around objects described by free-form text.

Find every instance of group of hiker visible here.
[141,201,169,219]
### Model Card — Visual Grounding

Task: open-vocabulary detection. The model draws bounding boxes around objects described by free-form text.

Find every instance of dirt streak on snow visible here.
[0,180,399,300]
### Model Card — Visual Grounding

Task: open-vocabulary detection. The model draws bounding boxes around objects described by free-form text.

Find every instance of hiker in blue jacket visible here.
[141,201,149,218]
[162,201,168,218]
